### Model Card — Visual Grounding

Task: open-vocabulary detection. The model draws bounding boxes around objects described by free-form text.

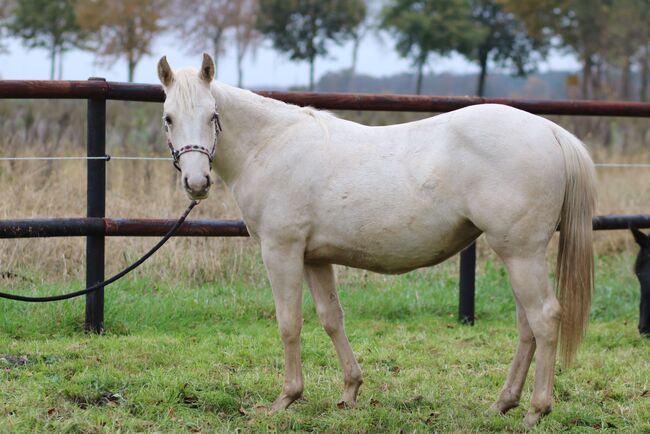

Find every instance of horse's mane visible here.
[170,69,334,143]
[172,67,335,121]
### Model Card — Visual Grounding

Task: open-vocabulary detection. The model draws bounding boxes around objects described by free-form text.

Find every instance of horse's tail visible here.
[553,125,597,367]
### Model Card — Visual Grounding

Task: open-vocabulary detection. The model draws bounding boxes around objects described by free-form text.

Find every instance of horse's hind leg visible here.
[490,299,536,414]
[305,263,363,406]
[496,252,561,427]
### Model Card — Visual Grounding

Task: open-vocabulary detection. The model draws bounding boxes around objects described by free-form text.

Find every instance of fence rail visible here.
[1,79,649,332]
[3,80,650,116]
[1,214,648,239]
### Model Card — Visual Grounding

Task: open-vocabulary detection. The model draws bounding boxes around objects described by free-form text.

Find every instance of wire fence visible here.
[1,155,649,168]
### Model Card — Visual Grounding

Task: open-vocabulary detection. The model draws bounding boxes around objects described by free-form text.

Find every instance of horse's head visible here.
[157,54,221,200]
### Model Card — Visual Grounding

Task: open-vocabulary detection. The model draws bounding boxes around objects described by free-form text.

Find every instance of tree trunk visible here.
[476,51,488,97]
[641,46,649,102]
[309,56,315,91]
[581,55,592,99]
[58,47,64,80]
[592,60,603,99]
[128,59,135,82]
[415,59,425,95]
[212,29,224,79]
[50,42,56,80]
[621,56,631,100]
[349,34,361,92]
[236,50,244,88]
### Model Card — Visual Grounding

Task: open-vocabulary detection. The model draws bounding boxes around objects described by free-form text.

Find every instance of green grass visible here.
[1,254,649,433]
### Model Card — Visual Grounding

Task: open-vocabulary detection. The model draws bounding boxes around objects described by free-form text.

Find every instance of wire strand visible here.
[0,156,172,161]
[594,163,650,168]
[0,156,649,167]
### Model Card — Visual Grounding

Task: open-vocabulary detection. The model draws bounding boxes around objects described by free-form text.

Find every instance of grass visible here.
[1,253,649,433]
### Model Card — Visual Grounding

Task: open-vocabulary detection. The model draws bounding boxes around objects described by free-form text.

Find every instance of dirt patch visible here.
[0,355,29,367]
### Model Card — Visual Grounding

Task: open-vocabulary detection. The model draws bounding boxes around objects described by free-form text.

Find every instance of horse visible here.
[631,227,650,335]
[156,54,596,427]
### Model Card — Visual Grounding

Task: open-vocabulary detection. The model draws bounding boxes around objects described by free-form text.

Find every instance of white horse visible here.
[157,54,596,427]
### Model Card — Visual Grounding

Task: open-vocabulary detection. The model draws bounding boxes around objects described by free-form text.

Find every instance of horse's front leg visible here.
[262,239,306,411]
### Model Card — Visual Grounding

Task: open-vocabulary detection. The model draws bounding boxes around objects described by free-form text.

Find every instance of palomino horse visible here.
[157,54,596,427]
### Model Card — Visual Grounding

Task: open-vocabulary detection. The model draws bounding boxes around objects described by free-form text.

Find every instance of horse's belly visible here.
[304,219,481,274]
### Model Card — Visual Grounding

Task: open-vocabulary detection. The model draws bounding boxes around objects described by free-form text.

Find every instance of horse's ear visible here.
[199,53,215,84]
[631,226,649,247]
[157,56,174,88]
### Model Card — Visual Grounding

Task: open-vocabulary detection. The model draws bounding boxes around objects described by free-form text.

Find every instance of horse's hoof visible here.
[336,399,356,409]
[523,408,550,428]
[271,394,301,412]
[490,400,519,415]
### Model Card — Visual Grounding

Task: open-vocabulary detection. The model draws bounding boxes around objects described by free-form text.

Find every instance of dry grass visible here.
[0,100,649,284]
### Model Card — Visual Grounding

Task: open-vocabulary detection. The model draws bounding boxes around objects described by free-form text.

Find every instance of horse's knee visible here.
[322,316,343,337]
[519,331,535,346]
[277,317,302,344]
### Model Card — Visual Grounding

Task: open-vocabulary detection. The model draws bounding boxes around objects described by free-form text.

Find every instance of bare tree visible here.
[232,0,261,87]
[76,0,169,82]
[168,0,239,79]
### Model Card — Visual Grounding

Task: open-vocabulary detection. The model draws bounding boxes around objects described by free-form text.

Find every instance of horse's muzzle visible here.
[183,173,211,199]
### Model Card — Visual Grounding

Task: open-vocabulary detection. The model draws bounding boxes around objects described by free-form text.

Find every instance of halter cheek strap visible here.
[165,110,222,172]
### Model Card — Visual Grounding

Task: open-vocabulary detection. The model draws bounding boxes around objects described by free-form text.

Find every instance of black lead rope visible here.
[0,201,199,303]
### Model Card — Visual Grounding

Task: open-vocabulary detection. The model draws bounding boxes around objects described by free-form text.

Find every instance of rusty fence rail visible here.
[0,214,649,239]
[1,79,649,331]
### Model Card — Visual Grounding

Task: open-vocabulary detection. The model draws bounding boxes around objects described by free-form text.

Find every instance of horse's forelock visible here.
[168,68,208,111]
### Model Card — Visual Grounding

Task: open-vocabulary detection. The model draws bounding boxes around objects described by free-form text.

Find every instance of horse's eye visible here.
[164,115,172,125]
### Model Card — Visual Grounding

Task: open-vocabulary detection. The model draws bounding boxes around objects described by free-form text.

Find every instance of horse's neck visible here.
[210,82,305,185]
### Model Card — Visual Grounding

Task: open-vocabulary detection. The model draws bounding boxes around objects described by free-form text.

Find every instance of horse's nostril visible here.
[205,175,211,188]
[184,176,190,191]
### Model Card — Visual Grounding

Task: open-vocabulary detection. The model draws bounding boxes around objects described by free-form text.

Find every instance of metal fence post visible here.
[459,242,476,325]
[85,77,106,333]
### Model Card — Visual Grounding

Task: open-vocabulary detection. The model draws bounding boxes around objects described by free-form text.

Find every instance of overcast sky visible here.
[2,33,581,89]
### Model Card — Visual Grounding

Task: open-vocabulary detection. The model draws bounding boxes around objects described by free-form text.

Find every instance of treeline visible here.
[316,70,575,99]
[0,0,648,101]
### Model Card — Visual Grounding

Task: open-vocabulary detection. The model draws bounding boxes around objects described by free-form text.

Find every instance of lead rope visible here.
[0,200,199,303]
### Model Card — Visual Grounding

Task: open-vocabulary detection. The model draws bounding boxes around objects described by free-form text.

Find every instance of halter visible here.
[164,108,223,172]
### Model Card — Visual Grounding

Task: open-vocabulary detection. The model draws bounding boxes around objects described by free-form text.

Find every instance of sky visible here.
[1,33,581,89]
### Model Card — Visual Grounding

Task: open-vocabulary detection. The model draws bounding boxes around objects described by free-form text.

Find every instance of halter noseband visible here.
[164,109,223,172]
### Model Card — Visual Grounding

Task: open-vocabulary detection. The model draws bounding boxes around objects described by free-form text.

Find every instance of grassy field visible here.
[1,253,649,433]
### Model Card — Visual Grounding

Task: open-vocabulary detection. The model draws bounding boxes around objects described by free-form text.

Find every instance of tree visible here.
[462,0,549,97]
[500,0,612,99]
[168,0,238,79]
[257,0,366,91]
[232,0,261,87]
[0,0,13,55]
[349,0,384,79]
[7,0,83,79]
[76,0,169,82]
[606,0,650,100]
[380,0,480,95]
